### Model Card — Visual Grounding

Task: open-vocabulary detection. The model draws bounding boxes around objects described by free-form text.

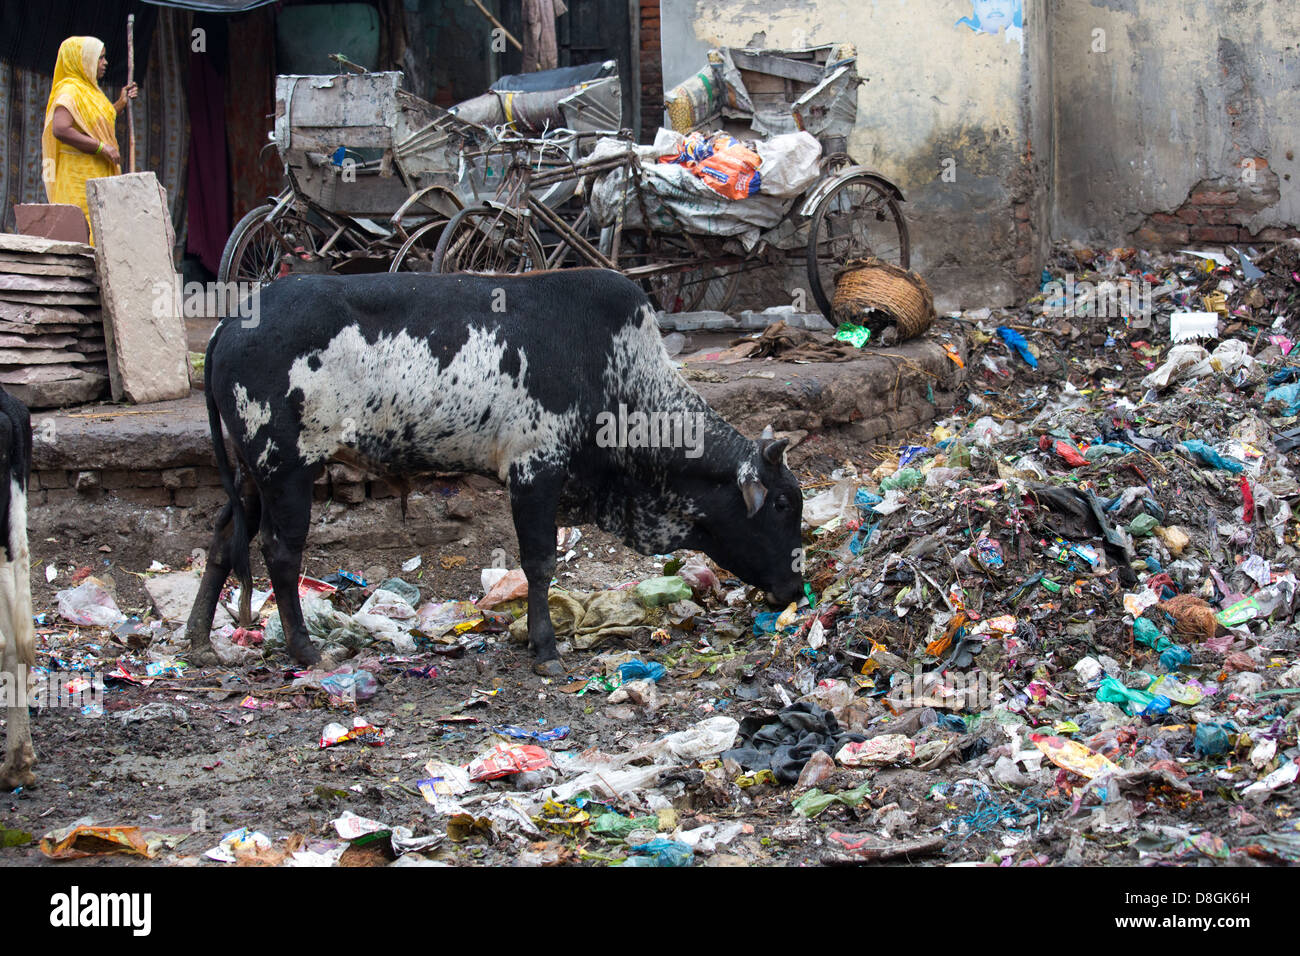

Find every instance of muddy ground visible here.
[2,429,1294,869]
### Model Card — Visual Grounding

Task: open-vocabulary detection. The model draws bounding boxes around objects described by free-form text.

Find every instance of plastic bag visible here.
[591,812,659,840]
[1265,382,1300,415]
[466,743,552,782]
[676,556,721,594]
[622,838,694,867]
[478,569,529,608]
[803,479,859,527]
[318,667,380,702]
[618,660,667,683]
[660,132,763,200]
[1179,440,1245,474]
[638,716,740,762]
[879,469,922,491]
[634,576,692,607]
[753,131,822,197]
[996,326,1038,367]
[56,577,126,627]
[1141,344,1210,389]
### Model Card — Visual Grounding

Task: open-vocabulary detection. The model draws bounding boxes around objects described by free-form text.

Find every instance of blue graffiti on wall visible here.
[955,0,1024,52]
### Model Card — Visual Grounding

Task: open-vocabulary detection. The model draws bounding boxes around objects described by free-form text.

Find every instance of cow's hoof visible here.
[290,642,322,667]
[532,658,565,678]
[0,760,35,790]
[186,643,219,668]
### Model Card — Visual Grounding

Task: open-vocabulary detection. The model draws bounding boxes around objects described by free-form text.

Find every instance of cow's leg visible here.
[260,473,319,666]
[1,473,37,788]
[509,467,564,677]
[0,561,35,790]
[185,486,262,666]
[184,502,234,666]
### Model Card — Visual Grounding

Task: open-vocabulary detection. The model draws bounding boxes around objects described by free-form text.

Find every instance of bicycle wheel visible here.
[219,206,330,287]
[805,175,910,320]
[432,206,546,274]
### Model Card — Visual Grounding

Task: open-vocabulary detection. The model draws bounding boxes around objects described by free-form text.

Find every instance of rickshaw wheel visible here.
[618,232,740,314]
[805,175,910,320]
[219,206,331,288]
[432,207,546,274]
[389,218,451,273]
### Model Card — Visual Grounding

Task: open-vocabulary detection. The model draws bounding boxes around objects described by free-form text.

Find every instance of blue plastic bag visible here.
[1179,440,1245,474]
[1265,382,1300,416]
[618,661,667,683]
[855,488,883,512]
[996,326,1038,368]
[623,838,694,867]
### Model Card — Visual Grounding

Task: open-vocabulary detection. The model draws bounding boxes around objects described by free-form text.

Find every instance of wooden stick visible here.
[126,14,136,173]
[469,0,523,51]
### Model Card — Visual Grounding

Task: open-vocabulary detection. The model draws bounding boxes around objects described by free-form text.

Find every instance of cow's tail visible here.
[205,367,253,618]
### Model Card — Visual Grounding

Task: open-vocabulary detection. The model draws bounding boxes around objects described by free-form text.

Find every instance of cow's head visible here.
[690,426,805,605]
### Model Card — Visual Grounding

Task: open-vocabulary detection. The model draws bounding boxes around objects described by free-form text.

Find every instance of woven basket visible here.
[831,257,935,341]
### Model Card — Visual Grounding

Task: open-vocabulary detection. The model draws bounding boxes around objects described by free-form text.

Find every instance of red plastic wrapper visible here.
[1240,475,1254,524]
[1044,438,1087,467]
[297,575,338,598]
[465,742,552,782]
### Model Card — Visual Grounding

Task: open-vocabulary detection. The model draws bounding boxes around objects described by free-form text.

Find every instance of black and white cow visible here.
[0,387,35,789]
[185,269,804,675]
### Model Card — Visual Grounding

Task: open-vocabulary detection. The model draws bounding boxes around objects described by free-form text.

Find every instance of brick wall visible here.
[1132,169,1300,247]
[29,465,470,511]
[639,0,663,142]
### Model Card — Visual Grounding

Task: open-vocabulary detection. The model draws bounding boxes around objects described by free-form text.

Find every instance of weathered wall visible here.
[660,0,1050,310]
[1050,0,1300,247]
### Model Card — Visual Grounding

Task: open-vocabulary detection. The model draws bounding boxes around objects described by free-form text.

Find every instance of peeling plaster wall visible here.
[660,0,1049,310]
[1051,0,1300,243]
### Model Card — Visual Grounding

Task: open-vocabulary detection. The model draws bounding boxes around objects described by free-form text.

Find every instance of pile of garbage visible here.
[22,242,1299,867]
[758,241,1300,862]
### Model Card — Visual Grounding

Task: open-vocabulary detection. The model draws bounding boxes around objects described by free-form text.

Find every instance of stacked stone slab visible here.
[85,173,190,404]
[0,233,110,408]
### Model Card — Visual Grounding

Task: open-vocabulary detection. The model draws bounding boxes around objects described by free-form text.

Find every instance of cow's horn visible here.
[760,425,775,440]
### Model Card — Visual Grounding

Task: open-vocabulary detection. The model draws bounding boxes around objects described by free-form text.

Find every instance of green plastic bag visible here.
[879,469,922,492]
[635,576,692,607]
[591,812,660,840]
[834,323,871,348]
[1128,514,1159,536]
[792,781,872,818]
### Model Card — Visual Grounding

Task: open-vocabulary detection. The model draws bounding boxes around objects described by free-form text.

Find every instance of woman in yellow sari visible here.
[40,36,138,243]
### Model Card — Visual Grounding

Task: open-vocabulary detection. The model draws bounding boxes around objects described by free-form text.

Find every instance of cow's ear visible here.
[759,437,789,465]
[739,471,767,518]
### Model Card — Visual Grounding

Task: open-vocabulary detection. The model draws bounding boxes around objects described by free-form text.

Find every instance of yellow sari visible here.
[41,36,120,243]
